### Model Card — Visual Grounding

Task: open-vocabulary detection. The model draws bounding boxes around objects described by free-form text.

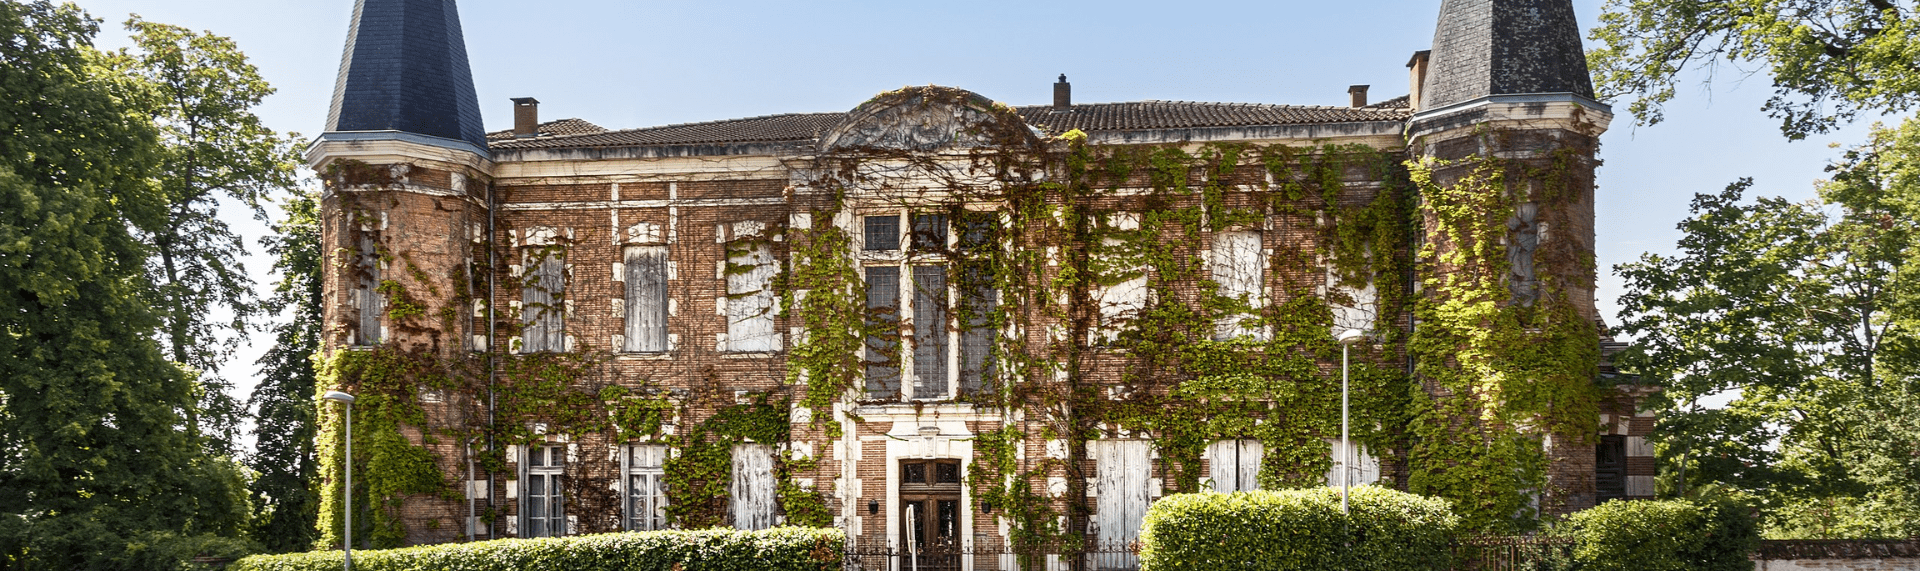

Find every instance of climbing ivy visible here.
[313,87,1605,551]
[1402,126,1603,532]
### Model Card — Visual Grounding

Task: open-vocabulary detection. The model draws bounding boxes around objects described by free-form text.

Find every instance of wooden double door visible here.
[900,459,962,571]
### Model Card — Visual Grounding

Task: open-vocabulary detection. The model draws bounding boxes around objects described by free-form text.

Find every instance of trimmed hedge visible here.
[227,527,844,571]
[1139,486,1460,571]
[1558,498,1759,571]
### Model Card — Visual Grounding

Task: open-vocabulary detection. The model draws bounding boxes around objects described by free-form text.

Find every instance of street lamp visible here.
[322,390,356,571]
[1335,329,1366,515]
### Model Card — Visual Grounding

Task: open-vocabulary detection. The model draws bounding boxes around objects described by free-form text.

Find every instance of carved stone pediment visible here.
[819,85,1042,153]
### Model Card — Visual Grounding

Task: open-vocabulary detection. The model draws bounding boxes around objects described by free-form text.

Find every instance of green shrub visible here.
[1139,485,1460,571]
[227,527,844,571]
[1558,498,1759,571]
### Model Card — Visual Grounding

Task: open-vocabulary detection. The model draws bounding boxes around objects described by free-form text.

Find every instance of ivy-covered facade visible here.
[303,0,1658,563]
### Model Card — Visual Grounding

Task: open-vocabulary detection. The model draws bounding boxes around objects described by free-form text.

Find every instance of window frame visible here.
[623,444,669,531]
[722,222,779,353]
[521,444,567,538]
[858,208,1001,402]
[622,245,670,354]
[519,247,568,353]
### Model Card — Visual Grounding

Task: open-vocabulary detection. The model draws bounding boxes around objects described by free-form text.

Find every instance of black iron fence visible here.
[1450,535,1577,571]
[844,540,1140,571]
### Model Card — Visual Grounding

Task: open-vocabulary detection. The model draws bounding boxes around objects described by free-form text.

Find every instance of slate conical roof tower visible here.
[309,0,492,363]
[1420,0,1596,111]
[1407,0,1614,518]
[321,0,487,156]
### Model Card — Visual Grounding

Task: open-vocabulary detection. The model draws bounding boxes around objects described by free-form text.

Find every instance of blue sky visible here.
[68,0,1874,426]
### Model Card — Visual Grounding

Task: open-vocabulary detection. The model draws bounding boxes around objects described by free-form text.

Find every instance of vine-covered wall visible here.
[307,87,1608,554]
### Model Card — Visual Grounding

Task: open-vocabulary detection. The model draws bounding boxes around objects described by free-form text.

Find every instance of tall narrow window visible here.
[1094,238,1147,343]
[725,237,777,352]
[864,267,901,399]
[1327,265,1378,336]
[730,443,776,530]
[1595,435,1626,503]
[626,445,668,531]
[355,235,383,345]
[624,246,669,352]
[1211,230,1264,341]
[1091,440,1151,569]
[911,265,950,399]
[1205,440,1263,492]
[523,445,565,537]
[956,215,998,395]
[864,215,900,251]
[522,250,566,352]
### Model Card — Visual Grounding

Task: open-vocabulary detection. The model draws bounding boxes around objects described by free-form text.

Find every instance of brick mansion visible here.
[309,0,1657,565]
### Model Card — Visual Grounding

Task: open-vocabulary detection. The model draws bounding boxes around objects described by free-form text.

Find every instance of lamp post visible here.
[322,391,356,571]
[1335,329,1365,514]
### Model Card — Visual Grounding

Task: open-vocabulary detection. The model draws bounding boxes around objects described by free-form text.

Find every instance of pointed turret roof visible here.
[1422,0,1595,111]
[324,0,486,154]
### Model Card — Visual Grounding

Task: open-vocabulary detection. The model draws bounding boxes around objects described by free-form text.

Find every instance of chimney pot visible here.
[512,97,540,138]
[1348,85,1369,108]
[1053,74,1071,111]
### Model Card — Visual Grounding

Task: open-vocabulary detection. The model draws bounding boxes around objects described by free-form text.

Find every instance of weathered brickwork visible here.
[309,0,1647,556]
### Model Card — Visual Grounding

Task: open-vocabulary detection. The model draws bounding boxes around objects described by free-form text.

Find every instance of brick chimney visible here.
[1053,74,1071,111]
[1407,50,1431,111]
[1348,85,1369,108]
[512,97,540,138]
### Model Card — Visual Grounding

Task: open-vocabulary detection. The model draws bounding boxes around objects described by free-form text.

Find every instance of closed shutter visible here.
[624,246,668,352]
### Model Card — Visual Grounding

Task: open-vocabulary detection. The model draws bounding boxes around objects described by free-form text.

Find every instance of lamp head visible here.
[322,391,357,404]
[1336,329,1367,345]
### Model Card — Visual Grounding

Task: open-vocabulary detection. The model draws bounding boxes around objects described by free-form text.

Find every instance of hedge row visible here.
[1139,486,1461,571]
[227,527,844,571]
[1559,498,1759,571]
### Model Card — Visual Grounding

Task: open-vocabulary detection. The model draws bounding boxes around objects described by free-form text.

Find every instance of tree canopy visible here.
[0,2,261,568]
[111,16,303,456]
[1588,0,1920,138]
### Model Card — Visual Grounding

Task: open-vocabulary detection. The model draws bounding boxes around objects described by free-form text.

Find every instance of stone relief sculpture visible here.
[1507,201,1541,306]
[818,86,1041,153]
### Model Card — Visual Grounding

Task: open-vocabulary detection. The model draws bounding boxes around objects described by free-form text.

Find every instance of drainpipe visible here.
[487,178,499,540]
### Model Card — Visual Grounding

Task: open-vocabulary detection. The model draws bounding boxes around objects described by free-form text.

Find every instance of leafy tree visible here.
[111,16,302,455]
[1587,0,1920,139]
[0,2,255,568]
[246,190,323,552]
[1614,170,1920,537]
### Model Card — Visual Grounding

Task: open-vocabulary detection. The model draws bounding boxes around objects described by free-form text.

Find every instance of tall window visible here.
[625,445,668,531]
[1090,440,1151,569]
[865,211,1000,400]
[864,266,901,399]
[911,265,950,399]
[1206,439,1263,492]
[521,250,566,352]
[1326,265,1378,336]
[1210,230,1265,341]
[956,214,998,394]
[1093,214,1146,344]
[730,443,776,530]
[523,444,565,537]
[623,246,669,352]
[354,235,383,345]
[725,223,777,352]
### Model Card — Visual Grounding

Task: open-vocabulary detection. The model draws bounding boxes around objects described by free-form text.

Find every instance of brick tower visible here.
[1405,0,1614,517]
[307,0,493,545]
[308,0,491,356]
